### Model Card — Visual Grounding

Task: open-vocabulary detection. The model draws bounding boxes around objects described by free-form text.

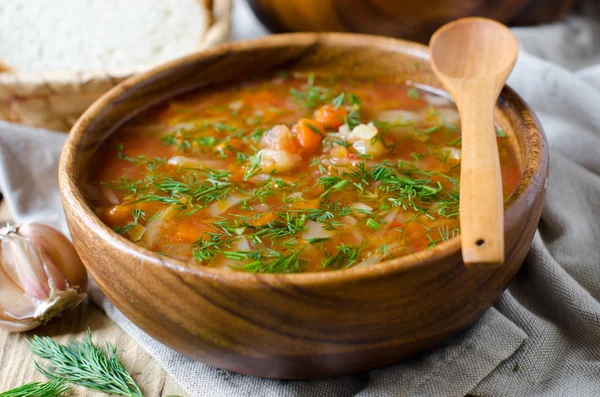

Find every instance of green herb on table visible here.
[513,362,520,373]
[496,127,507,138]
[0,379,70,397]
[28,330,143,397]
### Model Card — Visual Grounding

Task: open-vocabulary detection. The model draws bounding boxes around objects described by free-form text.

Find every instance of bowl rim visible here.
[59,32,545,285]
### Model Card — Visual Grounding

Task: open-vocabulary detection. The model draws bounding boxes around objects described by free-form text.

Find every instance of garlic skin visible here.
[0,223,88,332]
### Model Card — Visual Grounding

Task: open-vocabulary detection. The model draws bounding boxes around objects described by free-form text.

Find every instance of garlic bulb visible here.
[0,223,87,332]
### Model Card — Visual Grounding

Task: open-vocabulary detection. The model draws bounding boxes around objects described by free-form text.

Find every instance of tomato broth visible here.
[88,72,521,273]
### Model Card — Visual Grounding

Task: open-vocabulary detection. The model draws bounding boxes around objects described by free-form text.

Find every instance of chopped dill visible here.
[290,74,331,108]
[407,87,420,99]
[321,244,361,269]
[244,154,263,181]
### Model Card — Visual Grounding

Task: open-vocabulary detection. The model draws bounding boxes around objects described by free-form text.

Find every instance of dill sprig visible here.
[28,330,143,397]
[224,248,307,274]
[0,380,70,397]
[290,74,331,108]
[321,243,361,269]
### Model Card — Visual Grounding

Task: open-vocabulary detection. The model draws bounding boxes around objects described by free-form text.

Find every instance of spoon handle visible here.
[458,96,504,266]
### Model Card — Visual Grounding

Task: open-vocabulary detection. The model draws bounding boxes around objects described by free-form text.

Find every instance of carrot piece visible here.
[289,199,319,210]
[292,119,323,153]
[249,212,278,226]
[175,223,213,243]
[104,205,134,224]
[314,105,348,129]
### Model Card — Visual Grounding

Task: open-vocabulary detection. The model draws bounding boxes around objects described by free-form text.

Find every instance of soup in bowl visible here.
[59,33,547,378]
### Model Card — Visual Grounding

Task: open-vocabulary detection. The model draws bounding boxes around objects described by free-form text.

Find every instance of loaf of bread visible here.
[0,0,208,73]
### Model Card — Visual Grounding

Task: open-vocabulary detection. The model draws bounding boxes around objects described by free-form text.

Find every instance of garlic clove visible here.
[1,235,51,300]
[0,265,37,321]
[0,222,88,332]
[18,223,87,291]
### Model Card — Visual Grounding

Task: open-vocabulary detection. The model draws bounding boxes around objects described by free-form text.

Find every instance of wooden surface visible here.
[0,201,187,397]
[246,0,575,43]
[58,33,549,379]
[430,18,518,266]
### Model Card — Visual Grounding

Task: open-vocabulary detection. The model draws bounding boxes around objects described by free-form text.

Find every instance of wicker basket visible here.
[0,0,231,132]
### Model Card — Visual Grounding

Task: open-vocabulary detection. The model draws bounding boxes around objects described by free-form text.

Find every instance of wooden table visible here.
[0,201,187,397]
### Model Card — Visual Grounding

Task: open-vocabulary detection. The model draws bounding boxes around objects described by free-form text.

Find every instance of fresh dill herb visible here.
[438,224,460,241]
[407,87,420,99]
[244,154,262,181]
[133,168,233,209]
[248,127,266,141]
[113,209,145,235]
[28,330,143,397]
[411,152,426,162]
[447,137,462,146]
[445,122,458,131]
[246,114,263,126]
[225,248,307,274]
[427,233,439,248]
[380,244,392,258]
[117,144,167,171]
[0,380,70,397]
[343,109,361,130]
[321,244,361,269]
[307,237,331,244]
[366,218,381,230]
[236,152,248,163]
[290,74,331,108]
[370,119,413,132]
[423,125,440,134]
[331,93,345,109]
[193,233,237,263]
[437,191,460,218]
[147,211,162,223]
[513,362,520,373]
[249,212,307,242]
[349,93,361,108]
[213,122,238,132]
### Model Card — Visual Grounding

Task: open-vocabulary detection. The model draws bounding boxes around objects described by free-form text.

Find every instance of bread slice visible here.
[0,0,208,73]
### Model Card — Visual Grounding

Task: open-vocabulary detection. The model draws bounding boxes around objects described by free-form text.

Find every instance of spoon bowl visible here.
[431,18,519,80]
[430,18,519,266]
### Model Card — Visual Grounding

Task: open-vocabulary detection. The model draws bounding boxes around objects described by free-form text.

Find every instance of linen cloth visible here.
[1,0,600,395]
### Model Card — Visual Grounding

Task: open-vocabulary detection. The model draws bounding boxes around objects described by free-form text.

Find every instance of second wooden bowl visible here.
[59,33,548,379]
[247,0,575,43]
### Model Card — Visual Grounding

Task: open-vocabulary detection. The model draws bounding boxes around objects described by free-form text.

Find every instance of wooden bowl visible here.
[59,33,548,379]
[247,0,575,43]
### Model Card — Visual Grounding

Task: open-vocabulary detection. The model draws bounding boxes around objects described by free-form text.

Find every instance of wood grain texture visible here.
[0,200,186,397]
[59,33,549,379]
[430,18,519,266]
[247,0,575,43]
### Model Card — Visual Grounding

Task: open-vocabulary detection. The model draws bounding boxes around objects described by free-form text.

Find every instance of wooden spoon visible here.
[429,17,519,266]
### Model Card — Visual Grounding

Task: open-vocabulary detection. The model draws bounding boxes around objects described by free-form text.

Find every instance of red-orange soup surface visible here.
[88,72,521,273]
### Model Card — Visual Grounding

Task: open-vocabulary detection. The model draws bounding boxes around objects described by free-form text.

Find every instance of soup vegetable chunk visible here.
[88,72,521,273]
